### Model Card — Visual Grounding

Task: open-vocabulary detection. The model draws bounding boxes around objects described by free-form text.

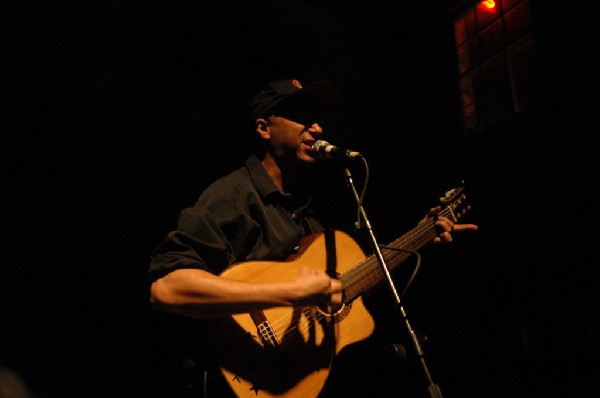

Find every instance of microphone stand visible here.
[343,166,443,398]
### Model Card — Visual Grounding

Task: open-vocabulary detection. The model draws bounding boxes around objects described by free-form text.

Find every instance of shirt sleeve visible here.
[148,186,261,281]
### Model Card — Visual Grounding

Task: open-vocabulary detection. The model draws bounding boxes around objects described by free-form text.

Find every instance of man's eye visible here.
[290,115,312,125]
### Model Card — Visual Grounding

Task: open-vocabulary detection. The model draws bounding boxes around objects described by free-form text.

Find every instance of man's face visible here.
[265,97,324,164]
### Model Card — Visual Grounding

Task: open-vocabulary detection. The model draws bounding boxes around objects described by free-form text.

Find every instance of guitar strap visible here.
[324,229,337,278]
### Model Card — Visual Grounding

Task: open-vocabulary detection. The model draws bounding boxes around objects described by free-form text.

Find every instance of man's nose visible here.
[308,122,322,135]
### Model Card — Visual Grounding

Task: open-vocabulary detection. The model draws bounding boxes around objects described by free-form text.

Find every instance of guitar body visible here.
[207,230,375,398]
[204,185,471,397]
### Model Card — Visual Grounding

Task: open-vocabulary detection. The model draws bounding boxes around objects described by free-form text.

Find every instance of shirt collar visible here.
[245,155,313,208]
[245,155,280,199]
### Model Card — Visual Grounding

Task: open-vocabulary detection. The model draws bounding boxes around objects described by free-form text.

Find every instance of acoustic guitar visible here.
[205,186,470,397]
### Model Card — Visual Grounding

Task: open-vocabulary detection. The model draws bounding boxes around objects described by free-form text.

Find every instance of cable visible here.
[355,156,369,228]
[378,245,421,301]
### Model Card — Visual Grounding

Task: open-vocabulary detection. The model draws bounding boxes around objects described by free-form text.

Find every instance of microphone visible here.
[311,140,363,161]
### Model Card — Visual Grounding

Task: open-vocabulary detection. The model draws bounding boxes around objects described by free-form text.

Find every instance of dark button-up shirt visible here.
[149,155,323,281]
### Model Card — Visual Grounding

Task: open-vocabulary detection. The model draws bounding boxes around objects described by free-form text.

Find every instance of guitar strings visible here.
[269,209,447,340]
[342,205,455,299]
[261,206,457,350]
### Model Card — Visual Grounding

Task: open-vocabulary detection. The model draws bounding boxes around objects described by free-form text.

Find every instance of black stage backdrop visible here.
[4,1,598,397]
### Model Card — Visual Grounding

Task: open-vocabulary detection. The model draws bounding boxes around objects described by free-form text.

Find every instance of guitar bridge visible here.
[257,320,280,350]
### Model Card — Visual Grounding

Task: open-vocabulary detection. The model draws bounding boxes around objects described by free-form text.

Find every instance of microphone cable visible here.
[378,245,421,301]
[355,156,369,230]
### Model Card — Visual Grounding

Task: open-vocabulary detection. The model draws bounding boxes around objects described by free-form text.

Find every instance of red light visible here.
[478,0,497,12]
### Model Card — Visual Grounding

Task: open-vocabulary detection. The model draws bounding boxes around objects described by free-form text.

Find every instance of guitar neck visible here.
[341,207,453,302]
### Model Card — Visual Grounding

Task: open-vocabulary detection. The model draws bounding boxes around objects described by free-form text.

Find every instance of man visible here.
[148,78,478,397]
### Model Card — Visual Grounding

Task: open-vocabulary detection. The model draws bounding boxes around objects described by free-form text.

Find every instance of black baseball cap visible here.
[250,78,340,120]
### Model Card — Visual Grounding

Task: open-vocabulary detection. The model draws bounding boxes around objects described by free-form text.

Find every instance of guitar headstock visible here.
[439,184,471,222]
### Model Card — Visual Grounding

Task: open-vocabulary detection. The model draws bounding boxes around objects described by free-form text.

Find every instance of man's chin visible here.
[301,154,318,164]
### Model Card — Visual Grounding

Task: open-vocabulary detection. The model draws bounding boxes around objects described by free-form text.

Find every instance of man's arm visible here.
[150,266,343,320]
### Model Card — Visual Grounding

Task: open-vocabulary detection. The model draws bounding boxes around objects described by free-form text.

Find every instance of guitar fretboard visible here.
[341,205,459,302]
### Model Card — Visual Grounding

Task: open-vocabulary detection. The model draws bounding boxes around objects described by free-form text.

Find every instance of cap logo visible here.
[291,79,303,89]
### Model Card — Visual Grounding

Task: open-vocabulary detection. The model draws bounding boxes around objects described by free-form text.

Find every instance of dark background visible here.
[4,1,598,397]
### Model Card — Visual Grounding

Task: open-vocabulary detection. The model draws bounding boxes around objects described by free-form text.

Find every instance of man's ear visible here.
[255,118,270,140]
